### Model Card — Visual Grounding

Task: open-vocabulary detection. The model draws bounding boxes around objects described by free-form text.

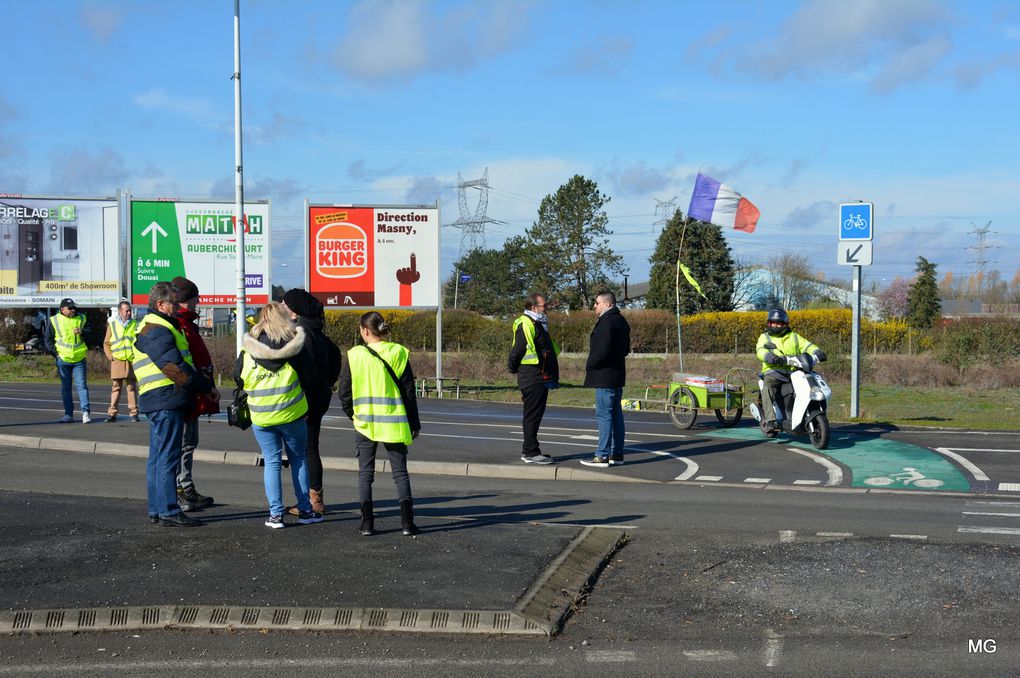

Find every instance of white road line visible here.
[961,511,1020,518]
[817,532,854,538]
[785,447,843,486]
[684,650,737,662]
[966,500,1020,507]
[958,526,1020,535]
[998,483,1020,492]
[890,534,928,540]
[779,530,796,543]
[586,650,636,663]
[933,447,990,481]
[0,658,558,673]
[694,475,722,482]
[744,477,771,484]
[793,479,821,485]
[764,629,784,668]
[939,447,1020,453]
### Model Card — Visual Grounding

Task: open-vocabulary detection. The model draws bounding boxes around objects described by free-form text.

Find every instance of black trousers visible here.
[520,384,549,457]
[305,405,327,492]
[355,430,411,503]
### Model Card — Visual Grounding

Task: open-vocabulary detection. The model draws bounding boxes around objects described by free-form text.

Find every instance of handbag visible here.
[227,388,251,430]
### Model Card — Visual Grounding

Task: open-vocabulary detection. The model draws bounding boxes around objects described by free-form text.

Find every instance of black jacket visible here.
[293,315,342,415]
[507,315,559,389]
[233,327,308,387]
[583,306,630,388]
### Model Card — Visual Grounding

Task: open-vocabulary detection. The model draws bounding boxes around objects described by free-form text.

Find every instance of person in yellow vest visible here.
[755,309,827,434]
[102,301,139,423]
[133,282,216,528]
[508,292,560,465]
[235,302,323,529]
[339,311,421,537]
[43,298,92,424]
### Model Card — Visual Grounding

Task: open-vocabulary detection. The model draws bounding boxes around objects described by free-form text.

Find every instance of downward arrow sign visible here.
[140,221,168,253]
[845,244,863,264]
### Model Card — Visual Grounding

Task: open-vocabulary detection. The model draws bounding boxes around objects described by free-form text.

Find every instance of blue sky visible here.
[2,0,1018,293]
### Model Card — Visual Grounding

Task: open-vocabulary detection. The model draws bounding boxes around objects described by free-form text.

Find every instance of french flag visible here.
[687,173,760,233]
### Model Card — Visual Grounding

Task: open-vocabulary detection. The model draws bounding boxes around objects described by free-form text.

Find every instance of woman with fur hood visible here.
[234,302,323,529]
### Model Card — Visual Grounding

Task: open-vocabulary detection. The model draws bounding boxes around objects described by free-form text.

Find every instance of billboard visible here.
[130,199,270,307]
[0,195,120,307]
[306,204,439,308]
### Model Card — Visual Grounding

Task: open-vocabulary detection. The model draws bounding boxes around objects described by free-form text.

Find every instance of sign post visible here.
[838,202,874,419]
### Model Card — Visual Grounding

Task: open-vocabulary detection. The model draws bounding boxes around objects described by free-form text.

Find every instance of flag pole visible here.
[674,213,690,372]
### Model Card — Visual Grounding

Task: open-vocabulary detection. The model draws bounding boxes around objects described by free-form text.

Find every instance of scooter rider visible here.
[755,309,826,433]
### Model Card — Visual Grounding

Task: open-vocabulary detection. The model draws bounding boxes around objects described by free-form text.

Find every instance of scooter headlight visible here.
[810,386,826,401]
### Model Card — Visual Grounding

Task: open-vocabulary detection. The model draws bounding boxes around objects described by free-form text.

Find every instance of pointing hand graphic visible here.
[395,253,421,285]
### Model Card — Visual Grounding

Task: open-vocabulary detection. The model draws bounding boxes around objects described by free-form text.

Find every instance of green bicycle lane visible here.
[697,428,972,492]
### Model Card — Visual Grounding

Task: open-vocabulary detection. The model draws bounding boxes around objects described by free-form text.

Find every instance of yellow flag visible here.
[679,263,707,298]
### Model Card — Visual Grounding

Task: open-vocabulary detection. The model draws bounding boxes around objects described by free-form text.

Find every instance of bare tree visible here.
[762,253,822,310]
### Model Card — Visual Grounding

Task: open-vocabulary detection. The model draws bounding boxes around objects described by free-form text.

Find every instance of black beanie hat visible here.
[283,288,323,318]
[171,276,199,303]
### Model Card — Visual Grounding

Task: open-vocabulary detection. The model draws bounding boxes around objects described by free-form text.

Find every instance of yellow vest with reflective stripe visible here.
[131,313,194,396]
[108,318,137,361]
[347,342,411,444]
[240,351,308,427]
[50,314,87,363]
[512,315,560,365]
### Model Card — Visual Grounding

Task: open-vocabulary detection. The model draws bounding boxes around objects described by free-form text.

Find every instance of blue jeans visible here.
[594,387,625,460]
[56,358,90,416]
[146,408,185,518]
[252,419,311,517]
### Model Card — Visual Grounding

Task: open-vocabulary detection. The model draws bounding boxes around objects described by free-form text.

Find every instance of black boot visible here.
[400,499,419,536]
[359,501,375,536]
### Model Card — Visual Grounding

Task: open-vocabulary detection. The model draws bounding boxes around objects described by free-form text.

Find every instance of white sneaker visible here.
[60,414,73,423]
[521,454,553,465]
[82,412,92,424]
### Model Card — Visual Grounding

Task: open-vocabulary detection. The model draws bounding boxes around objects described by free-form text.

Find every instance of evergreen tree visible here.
[442,245,534,315]
[906,256,942,329]
[525,175,625,309]
[645,210,735,313]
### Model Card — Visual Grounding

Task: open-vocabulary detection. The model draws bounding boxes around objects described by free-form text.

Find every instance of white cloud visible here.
[48,147,128,193]
[132,89,227,131]
[80,2,124,43]
[556,35,634,77]
[330,0,534,83]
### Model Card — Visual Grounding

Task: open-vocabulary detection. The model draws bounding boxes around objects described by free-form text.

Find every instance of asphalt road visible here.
[1,382,1019,675]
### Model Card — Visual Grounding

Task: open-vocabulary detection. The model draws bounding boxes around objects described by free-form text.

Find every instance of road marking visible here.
[998,483,1020,492]
[785,447,843,486]
[694,475,722,482]
[933,447,989,481]
[793,479,821,485]
[0,658,558,673]
[571,434,600,440]
[779,530,796,543]
[764,629,784,668]
[889,534,928,540]
[966,500,1020,507]
[958,526,1020,535]
[744,477,771,484]
[962,511,1020,518]
[936,447,1020,452]
[586,650,636,663]
[817,532,854,538]
[684,650,737,661]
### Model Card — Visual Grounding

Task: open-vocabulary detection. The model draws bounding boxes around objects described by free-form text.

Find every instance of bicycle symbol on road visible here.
[863,467,943,488]
[843,213,869,230]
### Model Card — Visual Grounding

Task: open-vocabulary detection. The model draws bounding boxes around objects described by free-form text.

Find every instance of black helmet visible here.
[766,309,790,335]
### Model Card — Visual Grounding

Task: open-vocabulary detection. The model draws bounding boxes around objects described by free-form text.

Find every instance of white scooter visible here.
[749,353,832,449]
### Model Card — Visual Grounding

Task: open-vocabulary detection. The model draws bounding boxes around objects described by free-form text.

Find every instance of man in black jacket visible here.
[508,293,560,465]
[282,289,342,513]
[580,291,630,468]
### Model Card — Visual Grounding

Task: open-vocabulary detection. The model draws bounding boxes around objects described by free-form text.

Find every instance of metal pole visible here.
[232,0,246,354]
[850,264,862,417]
[453,270,459,309]
[435,202,443,397]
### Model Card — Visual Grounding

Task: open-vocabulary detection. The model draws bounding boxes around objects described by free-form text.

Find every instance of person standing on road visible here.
[339,311,421,537]
[133,282,217,527]
[171,277,220,512]
[102,301,139,423]
[236,302,322,529]
[508,292,560,465]
[755,309,826,435]
[43,298,92,424]
[580,291,631,468]
[282,289,341,515]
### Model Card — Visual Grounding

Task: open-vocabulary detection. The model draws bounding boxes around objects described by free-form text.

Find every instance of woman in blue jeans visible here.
[235,302,322,529]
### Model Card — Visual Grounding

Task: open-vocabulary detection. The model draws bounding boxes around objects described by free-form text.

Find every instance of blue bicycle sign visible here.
[839,203,873,241]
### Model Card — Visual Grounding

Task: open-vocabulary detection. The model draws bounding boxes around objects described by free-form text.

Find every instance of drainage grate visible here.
[78,610,96,628]
[209,607,229,625]
[399,610,418,628]
[178,607,199,624]
[431,611,449,629]
[493,612,511,630]
[303,609,321,625]
[367,609,387,627]
[271,609,290,625]
[335,608,353,626]
[241,608,260,625]
[142,608,160,625]
[462,611,479,629]
[110,609,129,626]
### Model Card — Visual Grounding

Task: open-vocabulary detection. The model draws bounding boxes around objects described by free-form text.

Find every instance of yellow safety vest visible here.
[50,313,87,363]
[511,315,560,365]
[131,314,194,396]
[348,342,412,444]
[240,351,308,427]
[108,318,137,361]
[756,330,820,373]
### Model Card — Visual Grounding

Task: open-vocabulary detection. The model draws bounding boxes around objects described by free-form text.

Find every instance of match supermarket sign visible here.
[306,204,439,308]
[129,199,271,307]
